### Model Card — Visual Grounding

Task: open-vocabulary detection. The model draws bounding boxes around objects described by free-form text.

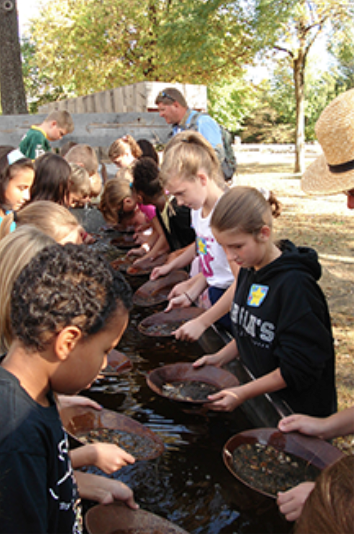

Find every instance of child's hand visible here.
[165,294,191,312]
[150,264,170,281]
[57,394,102,411]
[192,353,222,368]
[278,414,323,438]
[174,317,205,342]
[205,387,243,412]
[75,472,139,510]
[86,443,135,474]
[277,482,315,522]
[127,247,145,258]
[167,280,189,300]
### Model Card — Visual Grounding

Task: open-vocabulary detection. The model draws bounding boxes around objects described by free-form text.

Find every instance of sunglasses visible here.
[160,91,175,102]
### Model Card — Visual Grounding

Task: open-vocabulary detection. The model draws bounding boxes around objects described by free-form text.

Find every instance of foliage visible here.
[207,77,259,133]
[25,0,256,103]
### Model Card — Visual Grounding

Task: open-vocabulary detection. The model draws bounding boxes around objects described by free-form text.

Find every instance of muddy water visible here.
[84,302,291,534]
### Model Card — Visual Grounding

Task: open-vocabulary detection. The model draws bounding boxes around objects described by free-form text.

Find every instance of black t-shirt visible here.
[0,366,82,533]
[157,198,196,252]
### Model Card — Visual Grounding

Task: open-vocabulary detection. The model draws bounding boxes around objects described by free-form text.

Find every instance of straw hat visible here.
[301,88,354,195]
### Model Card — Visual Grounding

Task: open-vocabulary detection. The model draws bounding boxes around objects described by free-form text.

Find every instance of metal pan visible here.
[59,406,164,461]
[126,253,169,277]
[110,255,135,273]
[223,427,345,499]
[133,270,189,307]
[147,362,239,404]
[138,307,204,337]
[111,235,137,250]
[85,502,190,534]
[100,349,132,377]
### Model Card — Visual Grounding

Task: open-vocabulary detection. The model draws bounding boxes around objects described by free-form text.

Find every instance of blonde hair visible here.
[99,177,133,224]
[45,110,74,133]
[211,186,281,236]
[160,131,223,186]
[108,135,142,161]
[69,163,91,197]
[0,201,81,242]
[0,225,55,352]
[64,144,98,176]
[295,455,354,534]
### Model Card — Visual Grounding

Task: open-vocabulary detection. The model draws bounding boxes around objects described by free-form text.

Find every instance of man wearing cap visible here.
[301,87,354,209]
[155,87,224,161]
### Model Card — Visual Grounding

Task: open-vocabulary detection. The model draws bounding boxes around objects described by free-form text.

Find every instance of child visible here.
[0,200,84,244]
[0,146,34,226]
[193,186,337,418]
[150,131,235,334]
[108,135,142,169]
[294,455,354,534]
[64,144,103,199]
[68,163,91,208]
[30,153,72,206]
[132,157,196,253]
[0,226,136,475]
[20,110,74,159]
[0,244,138,533]
[99,171,166,262]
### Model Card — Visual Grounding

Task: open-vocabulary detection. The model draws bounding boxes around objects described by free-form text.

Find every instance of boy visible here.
[64,144,103,200]
[0,244,138,533]
[20,110,74,159]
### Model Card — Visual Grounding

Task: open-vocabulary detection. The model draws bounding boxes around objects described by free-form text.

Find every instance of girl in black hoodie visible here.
[193,186,336,418]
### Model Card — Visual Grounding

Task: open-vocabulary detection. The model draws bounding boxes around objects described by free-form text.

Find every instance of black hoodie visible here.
[231,240,337,417]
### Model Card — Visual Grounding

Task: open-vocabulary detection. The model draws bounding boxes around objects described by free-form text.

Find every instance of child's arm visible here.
[150,242,196,280]
[278,406,354,440]
[193,339,238,368]
[165,272,208,311]
[57,394,102,411]
[74,470,139,509]
[174,280,236,342]
[206,368,286,412]
[70,443,135,474]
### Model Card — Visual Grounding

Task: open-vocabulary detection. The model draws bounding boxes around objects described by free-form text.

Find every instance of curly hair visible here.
[11,244,132,351]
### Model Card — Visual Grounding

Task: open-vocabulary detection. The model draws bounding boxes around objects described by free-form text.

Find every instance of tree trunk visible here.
[0,0,28,114]
[293,52,305,173]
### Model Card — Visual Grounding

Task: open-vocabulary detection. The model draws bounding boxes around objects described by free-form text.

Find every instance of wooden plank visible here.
[0,112,171,150]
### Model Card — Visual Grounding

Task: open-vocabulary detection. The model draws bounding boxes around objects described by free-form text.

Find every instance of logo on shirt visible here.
[247,284,269,307]
[196,236,207,255]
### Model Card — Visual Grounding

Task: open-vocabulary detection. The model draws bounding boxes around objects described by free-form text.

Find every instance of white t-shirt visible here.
[191,206,234,289]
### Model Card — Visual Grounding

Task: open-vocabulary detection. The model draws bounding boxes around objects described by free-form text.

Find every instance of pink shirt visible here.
[138,203,156,221]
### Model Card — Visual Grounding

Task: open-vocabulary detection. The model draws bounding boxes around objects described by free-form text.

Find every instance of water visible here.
[83,303,291,534]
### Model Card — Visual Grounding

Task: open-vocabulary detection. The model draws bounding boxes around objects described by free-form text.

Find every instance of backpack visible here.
[185,111,237,181]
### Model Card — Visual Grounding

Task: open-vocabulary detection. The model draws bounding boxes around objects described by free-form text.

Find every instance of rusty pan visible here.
[147,362,239,404]
[59,406,164,461]
[138,307,204,337]
[110,255,135,273]
[126,253,169,277]
[223,427,345,499]
[85,502,190,534]
[111,234,137,250]
[133,270,189,307]
[100,349,132,377]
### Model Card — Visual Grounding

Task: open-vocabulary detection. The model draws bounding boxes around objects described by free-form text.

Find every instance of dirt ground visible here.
[233,150,354,452]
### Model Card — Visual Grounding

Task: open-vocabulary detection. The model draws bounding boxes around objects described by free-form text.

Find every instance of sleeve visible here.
[274,274,335,392]
[19,130,38,159]
[196,115,223,152]
[0,452,49,534]
[138,203,156,221]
